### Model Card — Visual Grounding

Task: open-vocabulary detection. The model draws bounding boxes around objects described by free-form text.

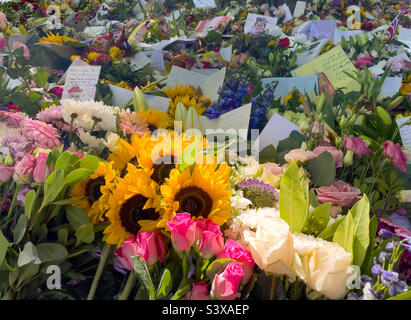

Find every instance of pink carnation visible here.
[22,119,61,149]
[354,55,373,69]
[344,136,373,157]
[0,110,28,127]
[383,140,407,173]
[316,180,361,207]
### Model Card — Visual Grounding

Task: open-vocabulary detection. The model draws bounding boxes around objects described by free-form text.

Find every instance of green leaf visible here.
[303,203,331,237]
[43,169,65,206]
[33,67,49,88]
[17,263,40,288]
[350,195,370,267]
[156,268,173,299]
[132,255,156,300]
[0,231,9,267]
[13,215,27,244]
[74,155,99,172]
[36,243,68,263]
[171,278,195,300]
[18,242,41,267]
[279,161,308,232]
[333,212,355,260]
[75,224,95,245]
[307,152,336,187]
[66,206,90,229]
[361,215,378,276]
[58,228,68,246]
[55,152,73,172]
[46,148,61,167]
[179,140,199,173]
[259,144,277,163]
[64,168,91,186]
[24,189,36,221]
[28,91,42,103]
[386,289,411,300]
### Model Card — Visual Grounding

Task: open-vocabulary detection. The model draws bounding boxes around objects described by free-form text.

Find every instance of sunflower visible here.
[87,52,100,62]
[109,46,123,61]
[103,164,162,246]
[138,107,172,131]
[39,32,76,44]
[160,163,232,228]
[163,84,211,118]
[70,161,118,224]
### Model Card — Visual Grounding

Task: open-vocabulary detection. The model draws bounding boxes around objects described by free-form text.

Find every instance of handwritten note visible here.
[396,116,411,152]
[252,113,300,152]
[166,66,226,100]
[62,66,101,101]
[292,45,360,93]
[293,1,307,18]
[261,75,318,98]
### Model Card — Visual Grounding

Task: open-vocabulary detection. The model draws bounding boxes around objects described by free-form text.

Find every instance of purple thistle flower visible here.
[237,178,279,208]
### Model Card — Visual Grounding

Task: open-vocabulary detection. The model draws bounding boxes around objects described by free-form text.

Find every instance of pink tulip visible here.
[166,213,196,252]
[383,140,407,173]
[313,146,343,168]
[13,154,35,184]
[185,282,210,300]
[195,219,224,259]
[114,231,167,270]
[211,263,244,300]
[217,239,255,285]
[33,152,50,183]
[344,136,373,157]
[316,180,361,208]
[0,164,14,184]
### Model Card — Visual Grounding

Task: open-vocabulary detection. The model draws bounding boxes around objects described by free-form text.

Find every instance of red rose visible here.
[278,37,290,48]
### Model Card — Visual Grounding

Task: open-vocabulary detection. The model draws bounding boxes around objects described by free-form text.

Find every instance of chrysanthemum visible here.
[0,110,28,127]
[70,161,118,224]
[22,119,61,149]
[103,164,162,246]
[36,105,63,122]
[119,110,150,136]
[137,107,172,131]
[160,163,232,227]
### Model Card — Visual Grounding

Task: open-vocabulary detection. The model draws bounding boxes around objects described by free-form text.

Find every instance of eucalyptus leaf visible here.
[13,215,27,245]
[36,243,68,263]
[24,189,36,221]
[66,206,90,229]
[18,242,41,267]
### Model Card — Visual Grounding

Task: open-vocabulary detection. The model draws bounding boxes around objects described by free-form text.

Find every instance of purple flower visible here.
[17,185,35,205]
[379,251,391,263]
[237,178,279,208]
[114,257,128,275]
[371,258,383,276]
[388,280,408,296]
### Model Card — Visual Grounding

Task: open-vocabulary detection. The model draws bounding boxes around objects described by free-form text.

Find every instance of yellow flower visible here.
[70,161,118,224]
[71,55,82,61]
[241,12,248,17]
[138,107,172,131]
[87,52,100,62]
[109,46,123,61]
[267,40,276,46]
[39,32,76,44]
[160,163,232,228]
[401,83,411,96]
[283,91,303,105]
[18,25,27,35]
[103,164,161,246]
[116,81,133,90]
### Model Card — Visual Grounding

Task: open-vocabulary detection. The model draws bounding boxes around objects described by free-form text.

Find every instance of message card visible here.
[166,66,226,100]
[293,1,307,18]
[244,14,278,35]
[261,75,318,98]
[62,65,101,101]
[252,113,300,152]
[193,0,216,9]
[396,116,411,152]
[292,45,360,93]
[380,76,403,98]
[195,16,231,34]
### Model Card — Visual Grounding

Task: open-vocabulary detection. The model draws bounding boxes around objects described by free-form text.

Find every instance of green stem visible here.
[182,251,189,279]
[6,184,22,220]
[87,243,112,300]
[269,275,276,300]
[118,272,137,300]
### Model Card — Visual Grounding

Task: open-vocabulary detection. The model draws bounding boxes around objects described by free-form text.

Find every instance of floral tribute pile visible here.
[0,0,410,301]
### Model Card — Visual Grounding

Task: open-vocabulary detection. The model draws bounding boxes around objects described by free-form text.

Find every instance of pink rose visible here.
[185,282,210,300]
[114,231,167,270]
[0,164,14,184]
[13,154,35,184]
[0,11,7,30]
[313,146,343,168]
[211,262,244,300]
[217,239,255,285]
[284,149,318,163]
[312,121,320,135]
[13,42,30,60]
[383,140,407,173]
[262,163,284,176]
[344,136,373,157]
[167,213,196,252]
[316,180,361,208]
[33,152,51,183]
[195,219,224,259]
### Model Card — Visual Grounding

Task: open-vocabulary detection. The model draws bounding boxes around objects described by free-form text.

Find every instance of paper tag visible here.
[252,113,300,152]
[220,45,232,62]
[294,1,306,18]
[261,75,318,98]
[380,76,402,98]
[166,66,226,100]
[142,50,165,71]
[397,116,411,151]
[244,13,278,35]
[62,66,101,101]
[193,0,216,9]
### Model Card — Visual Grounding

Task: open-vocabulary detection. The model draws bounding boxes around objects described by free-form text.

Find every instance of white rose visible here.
[293,233,353,300]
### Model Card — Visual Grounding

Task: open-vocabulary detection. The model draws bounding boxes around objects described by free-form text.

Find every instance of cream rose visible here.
[243,217,298,279]
[293,233,353,300]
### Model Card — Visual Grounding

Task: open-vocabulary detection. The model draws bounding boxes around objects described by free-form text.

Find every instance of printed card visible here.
[244,13,278,35]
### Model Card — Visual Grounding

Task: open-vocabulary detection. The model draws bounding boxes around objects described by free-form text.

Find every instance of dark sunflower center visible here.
[148,124,157,132]
[120,156,139,178]
[85,176,105,205]
[119,194,159,234]
[174,186,213,218]
[152,155,176,185]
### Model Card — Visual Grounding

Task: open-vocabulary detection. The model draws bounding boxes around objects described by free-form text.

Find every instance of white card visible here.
[200,104,252,136]
[294,1,306,18]
[398,28,411,49]
[130,52,152,69]
[193,0,216,9]
[333,29,365,44]
[220,45,232,62]
[380,76,403,98]
[62,66,101,101]
[252,113,300,152]
[166,66,226,100]
[244,13,278,35]
[142,50,165,71]
[295,38,329,66]
[282,4,293,23]
[396,116,411,151]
